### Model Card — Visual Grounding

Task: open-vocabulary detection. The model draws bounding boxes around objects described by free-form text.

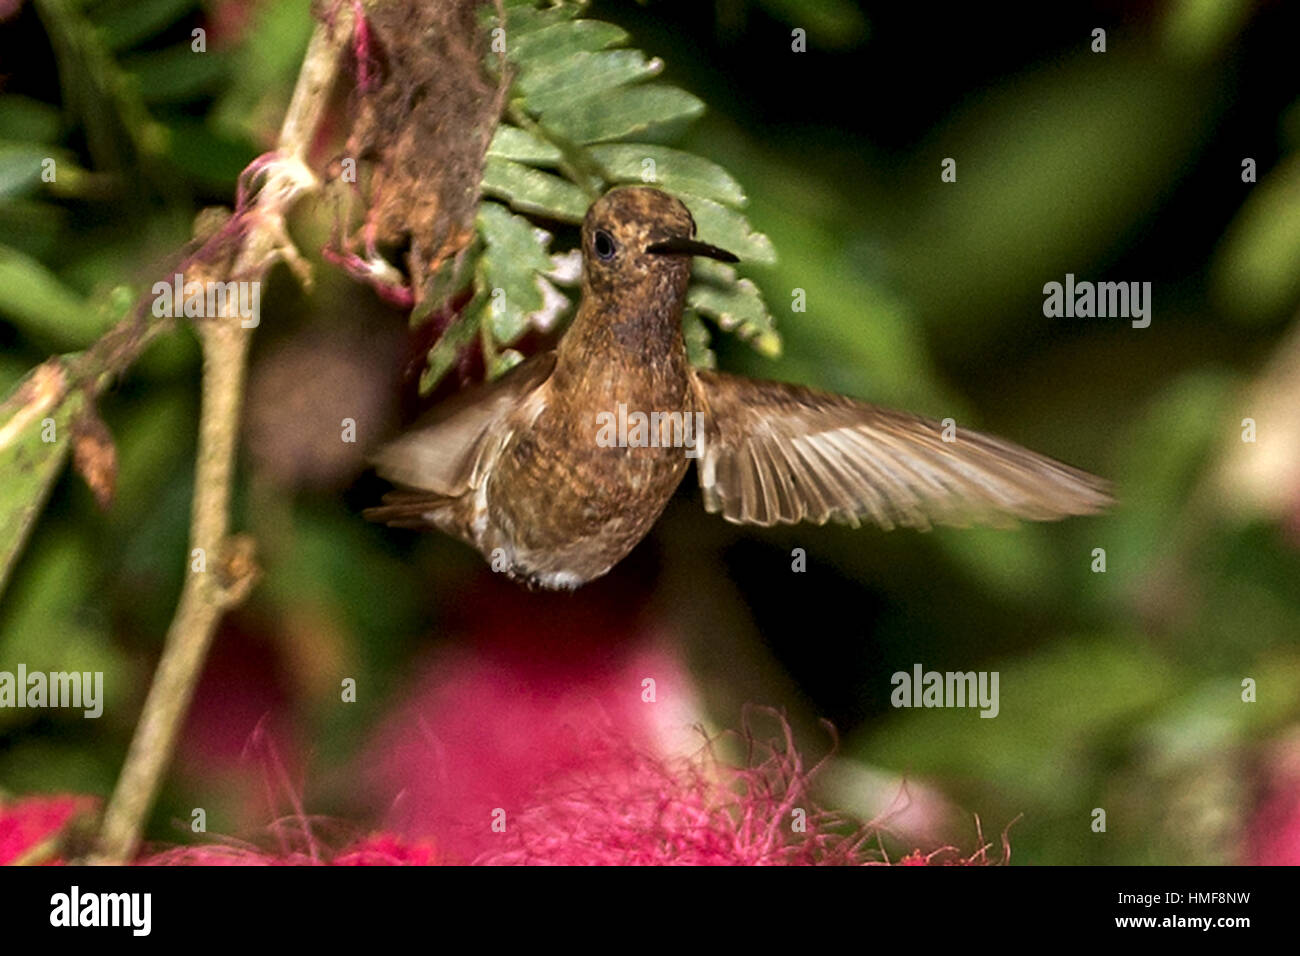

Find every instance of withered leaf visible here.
[71,404,118,510]
[342,0,504,292]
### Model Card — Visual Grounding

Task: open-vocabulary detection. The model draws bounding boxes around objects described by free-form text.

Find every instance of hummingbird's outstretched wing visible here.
[691,370,1113,530]
[365,352,556,521]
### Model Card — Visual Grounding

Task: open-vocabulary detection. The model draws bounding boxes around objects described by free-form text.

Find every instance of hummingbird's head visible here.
[580,187,737,294]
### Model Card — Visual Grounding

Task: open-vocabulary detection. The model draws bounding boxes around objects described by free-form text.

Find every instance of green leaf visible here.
[122,46,228,104]
[0,526,125,729]
[416,241,481,328]
[418,248,481,329]
[507,20,628,66]
[0,96,64,143]
[0,142,58,198]
[682,309,716,369]
[95,0,198,53]
[160,119,255,189]
[476,5,779,366]
[0,245,104,348]
[211,0,314,142]
[680,194,777,265]
[421,293,485,395]
[519,49,663,115]
[0,141,99,201]
[489,348,525,378]
[688,259,781,357]
[482,156,591,222]
[539,84,704,143]
[477,201,554,343]
[0,200,68,260]
[494,1,581,39]
[488,124,563,165]
[589,144,746,207]
[35,0,153,173]
[1213,152,1300,322]
[0,361,83,599]
[102,387,191,532]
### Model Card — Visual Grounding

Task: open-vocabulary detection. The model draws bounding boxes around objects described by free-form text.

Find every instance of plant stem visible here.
[94,320,253,863]
[92,8,352,864]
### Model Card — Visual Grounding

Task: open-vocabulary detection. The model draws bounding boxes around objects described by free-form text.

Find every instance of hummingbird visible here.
[365,186,1112,589]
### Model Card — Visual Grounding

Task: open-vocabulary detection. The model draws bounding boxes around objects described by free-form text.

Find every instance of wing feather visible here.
[364,352,556,525]
[692,370,1113,530]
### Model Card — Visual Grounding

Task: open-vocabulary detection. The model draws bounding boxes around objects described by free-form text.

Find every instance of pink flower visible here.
[1248,733,1300,865]
[474,723,873,865]
[357,574,997,865]
[0,794,97,865]
[364,575,704,862]
[139,832,436,866]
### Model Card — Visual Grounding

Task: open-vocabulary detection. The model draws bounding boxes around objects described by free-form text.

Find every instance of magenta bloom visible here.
[0,794,96,865]
[139,833,436,866]
[360,579,935,865]
[1249,735,1300,865]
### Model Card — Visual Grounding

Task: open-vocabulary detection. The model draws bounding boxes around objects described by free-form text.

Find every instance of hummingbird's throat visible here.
[559,265,693,373]
[606,290,688,356]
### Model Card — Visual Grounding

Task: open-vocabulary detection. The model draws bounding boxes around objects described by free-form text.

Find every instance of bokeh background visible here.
[3,0,1300,864]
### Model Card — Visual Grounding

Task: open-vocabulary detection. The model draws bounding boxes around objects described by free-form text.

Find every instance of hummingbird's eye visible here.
[593,229,617,261]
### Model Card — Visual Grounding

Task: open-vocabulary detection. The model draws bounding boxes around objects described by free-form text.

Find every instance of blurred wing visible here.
[691,371,1113,530]
[367,351,556,506]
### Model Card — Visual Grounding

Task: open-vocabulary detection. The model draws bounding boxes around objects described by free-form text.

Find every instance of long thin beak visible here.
[646,236,739,263]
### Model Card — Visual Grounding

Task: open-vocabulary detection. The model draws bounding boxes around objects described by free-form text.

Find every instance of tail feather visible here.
[362,490,447,529]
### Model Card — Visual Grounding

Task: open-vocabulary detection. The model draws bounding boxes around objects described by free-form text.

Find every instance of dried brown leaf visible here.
[71,406,118,510]
[339,0,504,292]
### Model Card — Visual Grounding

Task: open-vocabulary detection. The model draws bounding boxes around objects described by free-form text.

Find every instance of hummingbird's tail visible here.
[362,490,451,530]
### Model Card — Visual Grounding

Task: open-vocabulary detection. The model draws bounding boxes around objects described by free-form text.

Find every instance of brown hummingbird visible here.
[365,186,1112,589]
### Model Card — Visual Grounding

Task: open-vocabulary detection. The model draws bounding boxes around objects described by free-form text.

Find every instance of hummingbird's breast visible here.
[478,346,697,587]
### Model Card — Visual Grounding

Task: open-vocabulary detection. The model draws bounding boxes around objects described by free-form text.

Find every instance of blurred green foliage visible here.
[1,0,1299,865]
